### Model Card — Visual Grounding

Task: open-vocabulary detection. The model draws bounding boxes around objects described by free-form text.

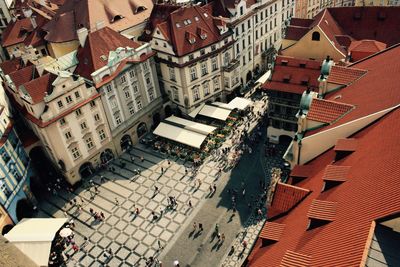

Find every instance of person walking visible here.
[131,155,135,162]
[157,239,163,250]
[115,198,119,206]
[161,167,164,174]
[199,223,203,232]
[154,186,159,194]
[95,186,100,194]
[215,223,219,234]
[100,175,106,183]
[141,156,144,162]
[188,200,192,208]
[213,184,217,193]
[221,233,225,242]
[193,222,197,231]
[135,207,140,215]
[209,185,213,194]
[100,212,105,220]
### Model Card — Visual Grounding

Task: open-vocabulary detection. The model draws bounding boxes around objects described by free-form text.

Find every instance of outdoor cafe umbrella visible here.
[59,227,73,238]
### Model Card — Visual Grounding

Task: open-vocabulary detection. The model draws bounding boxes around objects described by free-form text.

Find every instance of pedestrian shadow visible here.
[211,240,223,251]
[193,230,202,239]
[227,213,235,223]
[188,230,195,238]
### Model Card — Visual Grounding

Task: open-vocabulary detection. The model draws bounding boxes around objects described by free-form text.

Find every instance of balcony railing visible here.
[223,59,240,72]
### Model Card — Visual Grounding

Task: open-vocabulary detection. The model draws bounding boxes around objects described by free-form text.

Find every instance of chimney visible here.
[96,21,105,30]
[77,27,88,47]
[30,16,37,28]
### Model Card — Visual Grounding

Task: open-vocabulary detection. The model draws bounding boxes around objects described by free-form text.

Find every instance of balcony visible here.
[223,59,240,72]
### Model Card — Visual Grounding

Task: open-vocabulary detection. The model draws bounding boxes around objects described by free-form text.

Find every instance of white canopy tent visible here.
[198,105,232,121]
[153,122,208,149]
[188,103,205,118]
[225,97,252,110]
[5,218,67,267]
[165,116,216,135]
[255,70,271,86]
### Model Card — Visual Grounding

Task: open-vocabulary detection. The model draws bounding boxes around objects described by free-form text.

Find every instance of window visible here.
[214,78,220,91]
[129,105,135,115]
[80,122,87,130]
[247,20,250,29]
[201,62,208,76]
[248,35,251,45]
[94,114,100,121]
[99,129,106,141]
[74,91,80,98]
[169,66,176,81]
[203,82,210,96]
[115,114,122,125]
[129,70,135,79]
[66,95,73,104]
[90,100,96,108]
[242,39,245,49]
[106,84,112,93]
[146,76,151,86]
[193,88,200,101]
[110,98,118,109]
[249,51,252,61]
[200,49,205,55]
[71,147,80,159]
[189,54,194,60]
[190,66,197,81]
[211,45,216,51]
[132,83,139,94]
[274,17,277,27]
[120,75,126,84]
[243,55,246,65]
[224,77,230,88]
[312,31,320,41]
[149,89,155,102]
[224,52,231,66]
[86,137,94,149]
[65,131,72,140]
[75,109,82,117]
[240,6,243,15]
[211,57,218,71]
[241,24,244,33]
[124,90,131,99]
[236,43,240,54]
[143,62,149,72]
[137,100,142,110]
[59,118,66,126]
[57,101,63,108]
[173,87,179,102]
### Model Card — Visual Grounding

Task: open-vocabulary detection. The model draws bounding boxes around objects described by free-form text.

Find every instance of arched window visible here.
[312,31,320,41]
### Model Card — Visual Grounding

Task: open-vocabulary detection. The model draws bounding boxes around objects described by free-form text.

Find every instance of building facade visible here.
[75,26,163,155]
[0,94,36,235]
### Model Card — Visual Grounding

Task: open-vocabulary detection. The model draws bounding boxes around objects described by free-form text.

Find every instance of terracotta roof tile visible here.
[328,65,367,85]
[290,165,314,178]
[334,138,358,152]
[262,56,321,95]
[260,222,286,241]
[1,18,34,47]
[75,27,141,79]
[284,26,308,41]
[306,44,400,137]
[307,98,354,124]
[280,250,312,267]
[22,73,57,104]
[268,183,310,219]
[248,108,400,267]
[323,165,351,182]
[43,0,153,42]
[0,58,25,75]
[307,199,337,221]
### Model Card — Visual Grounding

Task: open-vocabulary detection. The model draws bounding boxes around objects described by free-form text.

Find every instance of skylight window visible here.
[176,23,181,28]
[204,13,208,18]
[194,16,199,21]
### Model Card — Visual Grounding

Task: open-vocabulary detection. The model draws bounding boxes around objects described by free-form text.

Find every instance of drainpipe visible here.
[297,140,302,165]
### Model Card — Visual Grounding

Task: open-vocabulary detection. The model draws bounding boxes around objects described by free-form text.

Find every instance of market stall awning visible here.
[198,104,232,121]
[5,218,67,266]
[165,116,216,135]
[153,122,208,148]
[226,97,252,110]
[188,103,205,118]
[255,70,271,85]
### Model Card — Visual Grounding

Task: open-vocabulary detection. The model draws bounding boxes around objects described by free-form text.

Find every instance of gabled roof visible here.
[262,56,321,95]
[8,65,39,89]
[248,107,400,267]
[268,182,310,219]
[327,65,367,85]
[2,18,34,47]
[307,98,354,124]
[307,44,400,137]
[0,58,26,75]
[334,138,358,152]
[284,26,309,41]
[75,27,141,79]
[147,4,228,56]
[22,73,57,104]
[42,0,153,43]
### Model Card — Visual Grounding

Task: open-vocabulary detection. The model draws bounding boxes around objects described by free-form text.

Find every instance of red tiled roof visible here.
[289,18,314,28]
[8,65,39,90]
[262,56,321,95]
[75,27,141,79]
[42,0,153,43]
[307,43,400,137]
[1,18,34,47]
[327,65,367,85]
[349,39,387,62]
[0,58,25,75]
[280,250,312,267]
[22,73,57,104]
[307,199,337,221]
[323,165,351,182]
[284,26,308,41]
[307,98,354,124]
[150,5,227,56]
[268,183,310,219]
[334,138,358,152]
[247,107,400,267]
[259,222,285,241]
[290,165,314,178]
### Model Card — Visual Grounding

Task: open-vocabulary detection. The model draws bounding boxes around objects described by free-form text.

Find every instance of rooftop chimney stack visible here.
[77,27,88,47]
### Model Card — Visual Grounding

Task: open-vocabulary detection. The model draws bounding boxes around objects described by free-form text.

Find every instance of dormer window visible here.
[112,15,124,22]
[194,16,199,22]
[189,38,196,44]
[176,23,181,28]
[200,33,207,40]
[204,13,209,18]
[186,31,196,44]
[281,60,288,66]
[135,6,146,14]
